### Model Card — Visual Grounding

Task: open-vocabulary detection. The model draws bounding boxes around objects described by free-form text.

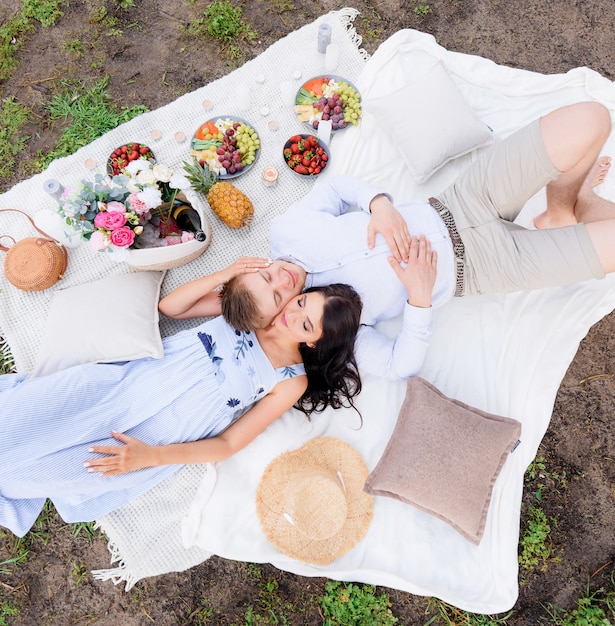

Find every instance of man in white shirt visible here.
[161,101,615,379]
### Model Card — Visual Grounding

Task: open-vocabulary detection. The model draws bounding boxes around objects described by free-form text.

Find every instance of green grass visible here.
[38,77,148,169]
[0,534,29,576]
[184,0,257,63]
[0,13,34,82]
[319,581,398,625]
[22,0,66,28]
[426,598,514,625]
[0,0,66,82]
[243,565,308,625]
[0,600,19,626]
[545,575,615,625]
[519,505,555,571]
[0,97,30,181]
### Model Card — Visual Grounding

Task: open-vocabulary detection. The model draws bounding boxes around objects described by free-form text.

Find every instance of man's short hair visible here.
[220,276,268,332]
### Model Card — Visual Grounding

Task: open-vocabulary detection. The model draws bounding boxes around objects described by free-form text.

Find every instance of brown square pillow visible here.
[364,377,521,545]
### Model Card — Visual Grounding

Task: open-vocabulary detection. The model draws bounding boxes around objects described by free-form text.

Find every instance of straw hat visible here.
[255,437,374,565]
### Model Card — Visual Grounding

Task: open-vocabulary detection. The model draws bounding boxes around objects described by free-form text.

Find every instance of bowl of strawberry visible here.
[107,142,156,176]
[282,134,329,177]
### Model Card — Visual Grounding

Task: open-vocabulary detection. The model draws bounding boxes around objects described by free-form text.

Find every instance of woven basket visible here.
[127,203,212,271]
[5,237,67,291]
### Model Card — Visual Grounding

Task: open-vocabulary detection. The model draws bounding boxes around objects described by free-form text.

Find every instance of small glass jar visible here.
[43,179,64,200]
[262,167,278,187]
[317,23,332,54]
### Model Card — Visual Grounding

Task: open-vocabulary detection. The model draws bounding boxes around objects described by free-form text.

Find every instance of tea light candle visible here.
[202,100,213,111]
[174,131,186,143]
[150,129,162,140]
[292,70,302,80]
[260,106,270,117]
[262,167,278,187]
[255,73,266,84]
[267,120,279,132]
[83,158,97,170]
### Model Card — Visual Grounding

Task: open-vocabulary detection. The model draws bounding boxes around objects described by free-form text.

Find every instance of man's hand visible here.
[367,194,411,263]
[388,236,437,308]
[84,432,157,476]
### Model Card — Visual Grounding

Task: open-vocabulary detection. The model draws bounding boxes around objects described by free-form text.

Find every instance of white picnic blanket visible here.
[2,9,615,616]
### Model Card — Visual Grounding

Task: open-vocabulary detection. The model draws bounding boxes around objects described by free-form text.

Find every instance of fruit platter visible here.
[107,142,156,176]
[283,134,330,177]
[190,116,260,179]
[294,75,362,131]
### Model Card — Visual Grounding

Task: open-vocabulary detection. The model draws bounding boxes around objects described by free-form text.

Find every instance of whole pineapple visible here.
[184,158,254,229]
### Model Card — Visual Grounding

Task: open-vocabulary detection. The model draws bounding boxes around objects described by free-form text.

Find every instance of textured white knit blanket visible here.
[0,8,366,371]
[3,9,615,616]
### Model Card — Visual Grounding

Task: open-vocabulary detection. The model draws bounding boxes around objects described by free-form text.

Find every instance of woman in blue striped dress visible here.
[0,258,362,537]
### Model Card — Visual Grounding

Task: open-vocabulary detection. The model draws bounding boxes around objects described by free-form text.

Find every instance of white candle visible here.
[279,80,295,106]
[325,43,340,72]
[235,83,251,110]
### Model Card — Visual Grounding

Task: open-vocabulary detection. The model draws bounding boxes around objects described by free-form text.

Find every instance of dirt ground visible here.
[1,1,614,624]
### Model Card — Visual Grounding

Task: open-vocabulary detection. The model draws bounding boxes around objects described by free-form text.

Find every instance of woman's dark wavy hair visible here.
[295,283,363,419]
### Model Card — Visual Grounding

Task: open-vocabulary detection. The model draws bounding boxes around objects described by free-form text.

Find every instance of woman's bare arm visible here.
[84,375,307,476]
[158,256,271,319]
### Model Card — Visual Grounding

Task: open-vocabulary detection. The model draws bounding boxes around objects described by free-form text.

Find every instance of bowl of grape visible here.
[190,117,260,179]
[294,75,362,132]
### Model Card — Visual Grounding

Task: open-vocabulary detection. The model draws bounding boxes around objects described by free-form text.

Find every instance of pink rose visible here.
[94,210,127,230]
[90,230,110,251]
[110,226,135,248]
[127,193,149,215]
[181,231,195,243]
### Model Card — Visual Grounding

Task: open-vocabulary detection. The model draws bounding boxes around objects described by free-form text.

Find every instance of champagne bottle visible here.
[171,201,207,242]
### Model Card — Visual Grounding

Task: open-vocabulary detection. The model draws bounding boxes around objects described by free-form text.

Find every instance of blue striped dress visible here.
[0,316,305,537]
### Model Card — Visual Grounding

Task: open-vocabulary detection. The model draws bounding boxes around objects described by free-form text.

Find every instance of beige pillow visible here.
[364,377,521,545]
[30,271,165,378]
[362,61,494,183]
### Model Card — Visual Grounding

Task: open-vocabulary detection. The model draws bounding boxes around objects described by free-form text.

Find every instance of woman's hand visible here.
[159,256,271,319]
[215,256,271,284]
[84,432,158,476]
[388,236,437,308]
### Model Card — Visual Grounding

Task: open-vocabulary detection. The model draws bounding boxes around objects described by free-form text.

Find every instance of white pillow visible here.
[363,61,494,183]
[30,271,165,378]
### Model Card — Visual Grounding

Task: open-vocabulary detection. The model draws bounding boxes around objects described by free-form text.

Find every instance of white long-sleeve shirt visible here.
[270,176,456,379]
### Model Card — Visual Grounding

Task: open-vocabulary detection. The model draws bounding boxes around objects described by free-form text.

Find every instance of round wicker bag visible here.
[1,209,68,292]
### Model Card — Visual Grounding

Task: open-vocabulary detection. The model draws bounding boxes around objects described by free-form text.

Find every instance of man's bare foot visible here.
[580,156,611,195]
[534,156,612,229]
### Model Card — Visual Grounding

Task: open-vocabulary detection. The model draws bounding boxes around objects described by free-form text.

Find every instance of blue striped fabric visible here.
[0,316,304,537]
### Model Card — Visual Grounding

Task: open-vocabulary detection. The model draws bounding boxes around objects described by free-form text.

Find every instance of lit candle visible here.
[262,167,278,187]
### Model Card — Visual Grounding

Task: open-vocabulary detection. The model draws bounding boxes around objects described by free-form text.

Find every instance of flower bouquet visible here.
[56,160,210,267]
